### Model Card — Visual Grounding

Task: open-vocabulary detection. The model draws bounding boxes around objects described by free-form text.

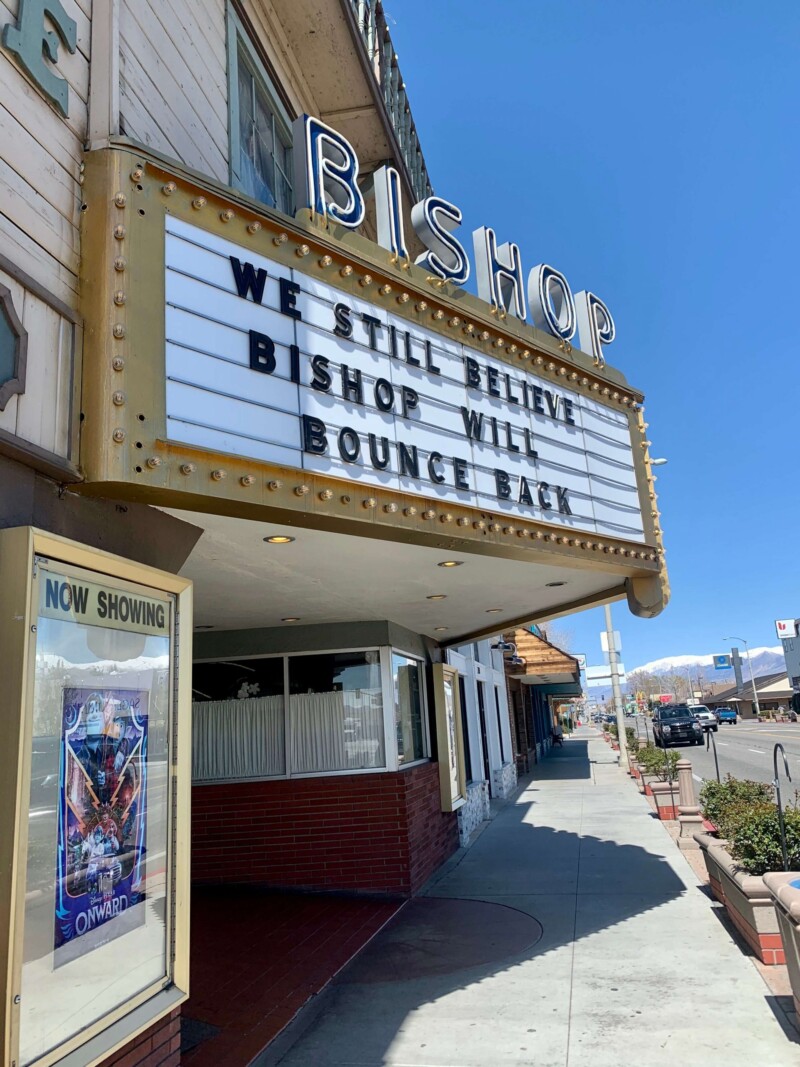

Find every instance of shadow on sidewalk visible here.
[531,739,593,780]
[260,775,689,1066]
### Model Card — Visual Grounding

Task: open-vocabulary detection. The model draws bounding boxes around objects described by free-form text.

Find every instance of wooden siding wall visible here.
[0,0,87,309]
[0,0,85,460]
[117,0,323,188]
[119,0,229,183]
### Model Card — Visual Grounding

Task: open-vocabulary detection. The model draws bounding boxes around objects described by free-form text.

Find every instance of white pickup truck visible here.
[691,705,718,732]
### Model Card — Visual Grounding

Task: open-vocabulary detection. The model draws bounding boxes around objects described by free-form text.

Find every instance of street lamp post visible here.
[723,636,762,720]
[604,603,629,769]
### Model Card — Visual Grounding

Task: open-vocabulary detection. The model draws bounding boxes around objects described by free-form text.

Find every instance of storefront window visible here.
[393,654,426,764]
[19,563,175,1066]
[191,649,431,781]
[289,651,385,773]
[192,658,285,780]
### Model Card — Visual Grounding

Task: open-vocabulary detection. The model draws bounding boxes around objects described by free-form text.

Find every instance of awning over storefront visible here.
[501,628,582,687]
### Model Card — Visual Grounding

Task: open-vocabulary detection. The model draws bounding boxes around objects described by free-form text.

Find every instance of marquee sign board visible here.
[164,218,645,541]
[79,145,667,622]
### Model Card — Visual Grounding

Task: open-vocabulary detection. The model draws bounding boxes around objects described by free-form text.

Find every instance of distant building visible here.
[705,672,794,717]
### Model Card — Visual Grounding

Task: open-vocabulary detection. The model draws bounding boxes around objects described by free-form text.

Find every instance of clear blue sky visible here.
[390,1,800,670]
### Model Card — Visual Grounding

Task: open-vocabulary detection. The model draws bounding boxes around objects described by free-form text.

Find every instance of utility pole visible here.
[604,603,629,768]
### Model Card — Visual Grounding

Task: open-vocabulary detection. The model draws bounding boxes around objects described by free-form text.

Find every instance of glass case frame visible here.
[0,527,192,1067]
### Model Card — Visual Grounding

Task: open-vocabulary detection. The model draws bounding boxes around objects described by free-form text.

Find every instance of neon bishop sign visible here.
[294,114,615,368]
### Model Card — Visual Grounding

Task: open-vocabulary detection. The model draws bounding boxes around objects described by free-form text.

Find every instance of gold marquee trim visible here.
[78,143,668,605]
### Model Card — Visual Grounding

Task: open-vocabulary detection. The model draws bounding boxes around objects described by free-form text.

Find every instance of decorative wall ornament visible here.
[1,0,77,117]
[0,284,28,410]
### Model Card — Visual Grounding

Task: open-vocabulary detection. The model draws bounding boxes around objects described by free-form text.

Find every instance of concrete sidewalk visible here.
[263,728,800,1066]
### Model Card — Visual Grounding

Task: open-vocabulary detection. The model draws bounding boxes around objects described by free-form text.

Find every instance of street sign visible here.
[713,654,731,670]
[600,631,622,654]
[776,619,798,640]
[575,654,587,670]
[586,664,627,685]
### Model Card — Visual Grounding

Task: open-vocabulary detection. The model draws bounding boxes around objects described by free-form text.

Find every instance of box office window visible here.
[19,563,176,1066]
[228,10,294,214]
[192,648,428,781]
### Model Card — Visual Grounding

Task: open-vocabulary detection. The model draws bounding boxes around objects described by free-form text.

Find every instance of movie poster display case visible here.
[0,528,192,1067]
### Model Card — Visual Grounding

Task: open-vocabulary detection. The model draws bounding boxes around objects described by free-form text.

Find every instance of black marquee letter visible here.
[302,415,328,455]
[249,331,276,374]
[538,482,553,510]
[556,486,572,515]
[518,476,534,506]
[368,434,390,469]
[334,302,353,338]
[427,452,445,484]
[338,427,361,462]
[310,355,332,392]
[464,355,481,390]
[401,386,419,418]
[495,469,511,499]
[279,278,302,320]
[231,257,267,304]
[374,378,395,411]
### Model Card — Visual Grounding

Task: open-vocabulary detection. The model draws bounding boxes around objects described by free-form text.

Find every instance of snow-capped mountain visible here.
[632,647,784,678]
[585,646,786,697]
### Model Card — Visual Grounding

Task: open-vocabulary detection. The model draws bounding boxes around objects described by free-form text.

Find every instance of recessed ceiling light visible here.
[427,594,447,600]
[195,624,214,631]
[485,608,503,613]
[437,560,463,568]
[281,616,301,622]
[265,535,295,544]
[546,581,567,588]
[434,627,448,632]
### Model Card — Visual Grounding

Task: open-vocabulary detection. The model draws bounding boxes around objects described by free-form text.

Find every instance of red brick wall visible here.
[102,1008,181,1067]
[405,763,460,892]
[191,762,457,896]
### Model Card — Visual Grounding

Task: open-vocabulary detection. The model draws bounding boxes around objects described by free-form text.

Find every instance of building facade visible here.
[0,2,668,1065]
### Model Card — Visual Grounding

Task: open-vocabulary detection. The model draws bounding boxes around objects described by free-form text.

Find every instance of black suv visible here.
[652,704,704,747]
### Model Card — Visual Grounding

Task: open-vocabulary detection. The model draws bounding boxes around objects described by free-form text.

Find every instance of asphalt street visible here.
[627,715,800,788]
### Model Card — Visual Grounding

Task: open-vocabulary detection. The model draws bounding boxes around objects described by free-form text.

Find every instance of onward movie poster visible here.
[55,688,148,958]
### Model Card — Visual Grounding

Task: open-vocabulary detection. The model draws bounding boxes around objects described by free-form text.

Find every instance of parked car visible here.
[716,707,738,725]
[691,706,718,732]
[652,704,704,747]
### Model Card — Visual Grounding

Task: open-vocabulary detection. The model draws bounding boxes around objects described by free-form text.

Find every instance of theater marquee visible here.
[79,144,668,620]
[165,218,644,543]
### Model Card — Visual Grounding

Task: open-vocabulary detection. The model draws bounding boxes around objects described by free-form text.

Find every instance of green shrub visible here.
[729,803,800,875]
[699,775,773,838]
[625,726,637,750]
[636,744,660,773]
[607,722,618,738]
[637,745,679,780]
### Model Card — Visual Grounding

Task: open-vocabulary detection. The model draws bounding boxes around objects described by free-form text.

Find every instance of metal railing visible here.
[349,0,433,201]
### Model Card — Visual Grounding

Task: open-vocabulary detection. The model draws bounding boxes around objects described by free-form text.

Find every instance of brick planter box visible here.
[764,873,800,1017]
[712,843,784,964]
[693,831,729,903]
[650,781,680,820]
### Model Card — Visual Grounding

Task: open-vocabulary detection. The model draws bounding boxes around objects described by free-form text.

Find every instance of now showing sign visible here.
[164,218,645,541]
